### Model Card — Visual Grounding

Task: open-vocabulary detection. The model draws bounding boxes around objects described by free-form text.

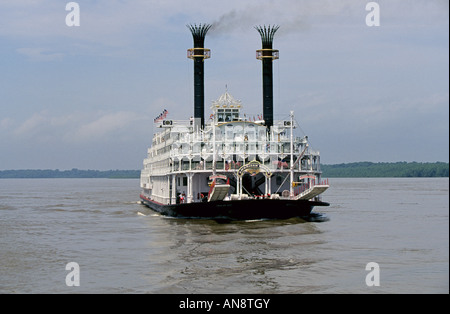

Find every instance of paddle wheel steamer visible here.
[140,24,329,220]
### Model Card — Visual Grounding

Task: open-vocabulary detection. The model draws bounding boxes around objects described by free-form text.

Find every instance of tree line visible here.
[321,162,449,178]
[0,169,140,179]
[0,162,448,178]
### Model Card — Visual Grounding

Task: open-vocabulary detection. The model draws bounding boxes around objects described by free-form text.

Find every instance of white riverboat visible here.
[139,24,329,220]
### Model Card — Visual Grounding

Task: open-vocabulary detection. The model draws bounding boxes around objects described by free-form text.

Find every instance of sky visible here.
[0,0,448,170]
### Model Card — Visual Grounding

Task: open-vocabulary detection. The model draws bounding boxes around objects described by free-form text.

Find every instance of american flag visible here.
[154,109,168,123]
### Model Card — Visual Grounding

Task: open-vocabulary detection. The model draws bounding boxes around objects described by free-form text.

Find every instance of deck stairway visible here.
[293,184,329,200]
[208,181,231,202]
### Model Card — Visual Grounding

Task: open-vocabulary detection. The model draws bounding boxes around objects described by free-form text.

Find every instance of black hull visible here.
[140,195,329,220]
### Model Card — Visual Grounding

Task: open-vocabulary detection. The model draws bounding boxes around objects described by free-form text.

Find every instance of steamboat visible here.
[140,24,329,220]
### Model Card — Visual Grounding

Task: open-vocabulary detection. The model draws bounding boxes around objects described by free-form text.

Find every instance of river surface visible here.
[0,178,448,293]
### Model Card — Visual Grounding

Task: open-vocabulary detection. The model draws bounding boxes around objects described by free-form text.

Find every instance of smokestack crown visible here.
[187,24,212,48]
[255,25,280,48]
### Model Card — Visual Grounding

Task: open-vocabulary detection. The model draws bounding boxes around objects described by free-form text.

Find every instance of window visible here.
[232,110,239,120]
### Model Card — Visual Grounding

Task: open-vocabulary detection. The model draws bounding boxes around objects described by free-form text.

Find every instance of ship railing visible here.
[150,152,322,172]
[308,149,320,156]
[166,155,323,173]
[293,178,329,200]
[166,133,319,163]
[170,136,308,148]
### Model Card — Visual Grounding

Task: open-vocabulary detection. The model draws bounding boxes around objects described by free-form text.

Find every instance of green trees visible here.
[0,169,140,178]
[0,163,448,178]
[321,162,449,178]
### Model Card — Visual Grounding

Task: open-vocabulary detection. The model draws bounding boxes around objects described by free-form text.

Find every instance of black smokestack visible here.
[255,25,279,130]
[187,23,212,130]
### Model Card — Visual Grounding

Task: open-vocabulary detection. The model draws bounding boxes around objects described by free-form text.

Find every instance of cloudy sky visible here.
[0,0,448,170]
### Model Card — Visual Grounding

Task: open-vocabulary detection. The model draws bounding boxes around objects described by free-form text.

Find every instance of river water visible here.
[0,177,448,294]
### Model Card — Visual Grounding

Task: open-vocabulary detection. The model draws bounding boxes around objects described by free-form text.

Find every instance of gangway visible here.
[207,180,231,202]
[293,184,329,200]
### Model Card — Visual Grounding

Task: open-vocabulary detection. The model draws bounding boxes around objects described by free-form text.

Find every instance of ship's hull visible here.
[140,194,329,220]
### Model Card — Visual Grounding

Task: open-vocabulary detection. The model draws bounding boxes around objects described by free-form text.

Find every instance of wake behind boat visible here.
[140,24,329,220]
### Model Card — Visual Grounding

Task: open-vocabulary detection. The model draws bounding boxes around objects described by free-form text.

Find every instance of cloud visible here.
[13,112,49,138]
[8,110,148,144]
[0,118,14,132]
[17,47,64,61]
[0,0,448,168]
[71,111,145,142]
[1,0,447,60]
[208,0,449,37]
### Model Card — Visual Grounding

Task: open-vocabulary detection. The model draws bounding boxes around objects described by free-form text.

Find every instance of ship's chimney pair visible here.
[187,24,279,130]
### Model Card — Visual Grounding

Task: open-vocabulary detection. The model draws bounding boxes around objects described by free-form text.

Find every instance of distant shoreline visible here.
[0,162,448,178]
[0,169,140,179]
[321,161,448,178]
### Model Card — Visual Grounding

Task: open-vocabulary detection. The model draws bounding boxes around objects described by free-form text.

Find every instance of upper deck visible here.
[143,92,321,176]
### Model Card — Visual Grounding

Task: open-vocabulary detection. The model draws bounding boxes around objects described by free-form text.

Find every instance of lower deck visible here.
[141,168,328,206]
[140,194,329,220]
